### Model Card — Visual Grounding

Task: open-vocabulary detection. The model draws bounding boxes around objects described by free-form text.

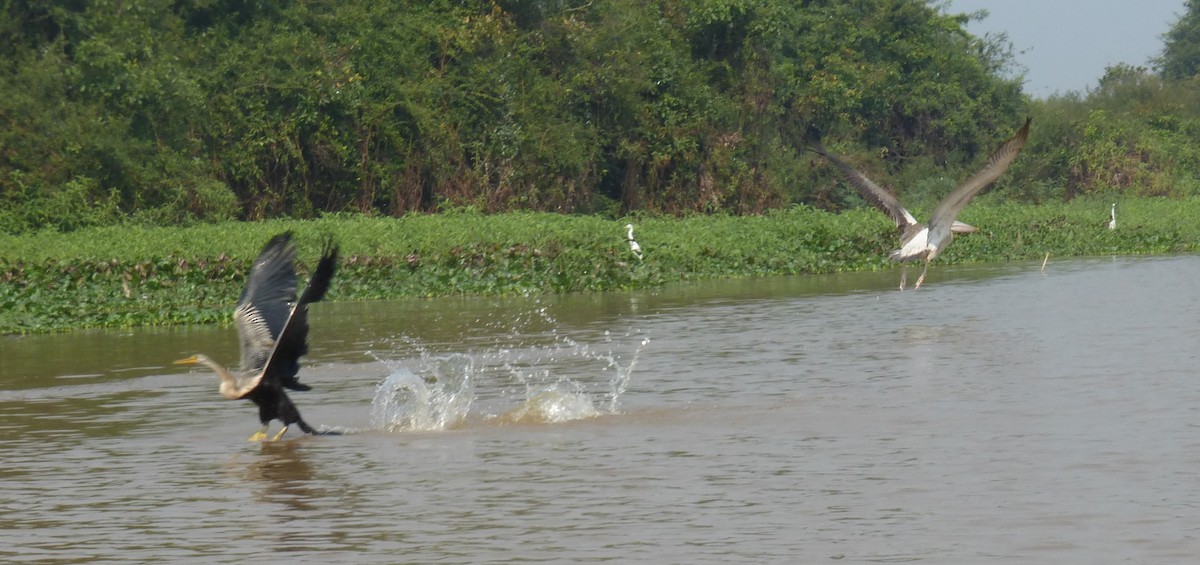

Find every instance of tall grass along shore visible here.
[2,197,1196,334]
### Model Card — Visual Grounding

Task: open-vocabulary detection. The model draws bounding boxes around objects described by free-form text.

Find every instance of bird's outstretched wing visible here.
[234,232,298,374]
[259,236,339,391]
[809,142,918,229]
[928,118,1031,236]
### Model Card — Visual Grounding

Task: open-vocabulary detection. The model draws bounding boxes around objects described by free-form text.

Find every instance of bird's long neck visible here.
[196,356,243,399]
[1111,204,1116,220]
[626,226,635,240]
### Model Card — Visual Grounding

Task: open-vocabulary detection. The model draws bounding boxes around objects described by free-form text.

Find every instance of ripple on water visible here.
[6,257,1200,562]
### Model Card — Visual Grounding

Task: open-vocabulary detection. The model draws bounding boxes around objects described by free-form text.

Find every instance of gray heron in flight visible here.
[175,232,339,441]
[811,118,1031,289]
[625,223,644,261]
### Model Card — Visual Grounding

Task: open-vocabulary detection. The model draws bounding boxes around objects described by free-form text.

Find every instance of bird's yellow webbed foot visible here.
[270,426,289,441]
[247,427,268,442]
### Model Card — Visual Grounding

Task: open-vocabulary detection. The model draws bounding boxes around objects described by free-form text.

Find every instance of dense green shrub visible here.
[1010,65,1200,202]
[0,0,1027,233]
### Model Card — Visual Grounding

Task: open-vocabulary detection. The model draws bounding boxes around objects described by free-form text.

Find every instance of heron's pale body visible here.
[892,225,932,263]
[1108,203,1116,230]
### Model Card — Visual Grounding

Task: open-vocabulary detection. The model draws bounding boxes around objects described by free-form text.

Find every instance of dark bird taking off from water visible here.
[175,232,339,441]
[811,118,1031,290]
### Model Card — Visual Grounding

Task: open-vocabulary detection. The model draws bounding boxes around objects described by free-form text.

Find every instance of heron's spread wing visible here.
[259,237,339,390]
[234,233,298,373]
[810,143,918,228]
[928,118,1031,235]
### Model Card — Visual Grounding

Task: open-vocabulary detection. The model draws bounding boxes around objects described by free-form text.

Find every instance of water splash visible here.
[369,301,649,432]
[497,382,601,424]
[368,354,474,432]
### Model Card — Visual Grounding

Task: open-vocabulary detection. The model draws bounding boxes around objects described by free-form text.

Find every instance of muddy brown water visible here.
[3,256,1199,562]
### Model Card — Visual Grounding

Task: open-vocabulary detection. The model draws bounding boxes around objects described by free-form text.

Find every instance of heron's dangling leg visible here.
[899,264,908,291]
[271,425,290,441]
[247,426,268,442]
[914,257,931,289]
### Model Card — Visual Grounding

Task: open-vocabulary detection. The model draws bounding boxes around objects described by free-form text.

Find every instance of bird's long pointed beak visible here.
[173,355,200,365]
[950,221,979,234]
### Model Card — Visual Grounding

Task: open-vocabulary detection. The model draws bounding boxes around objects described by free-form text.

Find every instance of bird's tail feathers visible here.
[283,381,312,392]
[296,419,343,436]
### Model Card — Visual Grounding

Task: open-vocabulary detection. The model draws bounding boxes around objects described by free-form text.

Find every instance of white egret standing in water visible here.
[625,223,643,261]
[1108,203,1117,230]
[811,118,1031,290]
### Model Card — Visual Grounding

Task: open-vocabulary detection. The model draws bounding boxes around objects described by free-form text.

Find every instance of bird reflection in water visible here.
[232,441,321,513]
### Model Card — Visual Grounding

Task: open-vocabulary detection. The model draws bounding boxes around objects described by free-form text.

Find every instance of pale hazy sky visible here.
[944,0,1187,97]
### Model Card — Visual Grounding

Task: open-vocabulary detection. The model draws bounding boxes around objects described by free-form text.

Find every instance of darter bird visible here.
[175,232,339,441]
[811,118,1031,290]
[625,223,644,261]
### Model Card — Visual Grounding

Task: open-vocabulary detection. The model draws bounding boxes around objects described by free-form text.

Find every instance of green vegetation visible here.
[0,0,1027,230]
[5,1,1200,230]
[1157,0,1200,81]
[1009,66,1200,203]
[6,2,1200,334]
[3,198,1196,334]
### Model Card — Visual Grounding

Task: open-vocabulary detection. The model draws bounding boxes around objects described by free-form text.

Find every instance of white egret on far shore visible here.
[625,223,643,261]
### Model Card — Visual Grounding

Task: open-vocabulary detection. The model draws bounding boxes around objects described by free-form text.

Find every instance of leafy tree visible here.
[1015,63,1200,201]
[0,0,1033,233]
[1157,0,1200,80]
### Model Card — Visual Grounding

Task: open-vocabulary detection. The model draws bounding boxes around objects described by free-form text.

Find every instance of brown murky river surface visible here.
[3,255,1200,562]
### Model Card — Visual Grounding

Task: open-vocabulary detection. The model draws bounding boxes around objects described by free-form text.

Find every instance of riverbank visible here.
[2,197,1196,334]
